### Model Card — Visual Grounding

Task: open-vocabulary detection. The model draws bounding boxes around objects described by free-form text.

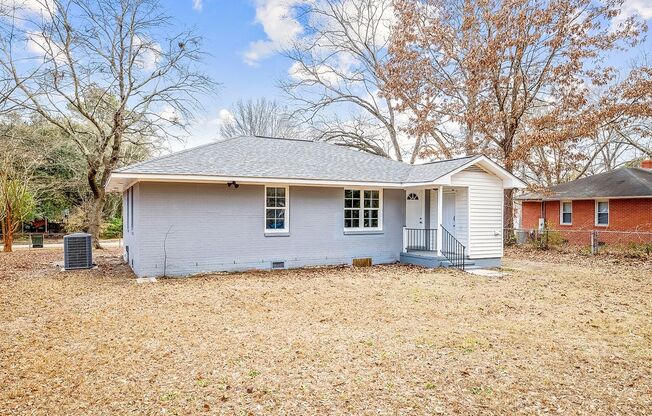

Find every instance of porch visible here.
[400,186,470,270]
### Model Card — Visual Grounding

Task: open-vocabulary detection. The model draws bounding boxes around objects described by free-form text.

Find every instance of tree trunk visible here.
[87,191,106,249]
[502,149,516,238]
[504,188,514,230]
[2,198,13,252]
[3,229,13,252]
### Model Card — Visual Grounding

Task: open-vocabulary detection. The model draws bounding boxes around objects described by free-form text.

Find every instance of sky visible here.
[159,0,300,151]
[161,0,652,153]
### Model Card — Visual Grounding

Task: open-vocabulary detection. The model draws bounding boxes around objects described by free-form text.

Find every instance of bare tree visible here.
[219,98,298,139]
[280,0,426,162]
[0,0,216,247]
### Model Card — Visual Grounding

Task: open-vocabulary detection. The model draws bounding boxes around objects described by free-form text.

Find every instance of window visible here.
[265,186,288,232]
[596,200,609,226]
[124,190,129,231]
[129,188,134,231]
[125,188,133,232]
[344,189,382,230]
[407,193,419,200]
[560,201,572,225]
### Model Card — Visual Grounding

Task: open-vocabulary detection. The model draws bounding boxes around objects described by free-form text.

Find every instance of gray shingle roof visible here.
[519,167,652,200]
[115,136,481,184]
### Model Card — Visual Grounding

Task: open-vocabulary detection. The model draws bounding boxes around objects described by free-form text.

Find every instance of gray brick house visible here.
[107,136,525,277]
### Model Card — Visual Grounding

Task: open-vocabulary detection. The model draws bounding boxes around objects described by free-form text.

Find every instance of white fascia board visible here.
[105,155,526,192]
[441,155,527,189]
[106,172,412,192]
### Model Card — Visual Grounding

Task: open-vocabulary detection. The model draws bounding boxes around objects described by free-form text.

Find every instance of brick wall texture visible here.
[521,198,652,245]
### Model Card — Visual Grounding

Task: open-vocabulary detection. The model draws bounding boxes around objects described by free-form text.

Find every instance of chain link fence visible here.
[505,228,652,256]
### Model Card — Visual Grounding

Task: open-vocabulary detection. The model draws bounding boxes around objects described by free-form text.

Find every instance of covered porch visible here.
[400,186,471,269]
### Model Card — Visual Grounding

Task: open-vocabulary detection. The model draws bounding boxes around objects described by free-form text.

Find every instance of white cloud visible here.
[0,0,57,18]
[26,31,66,63]
[192,0,202,12]
[211,108,234,126]
[614,0,652,26]
[288,61,341,86]
[159,105,182,123]
[133,35,162,71]
[243,0,306,65]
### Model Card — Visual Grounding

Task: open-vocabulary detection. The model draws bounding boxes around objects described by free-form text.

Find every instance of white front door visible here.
[405,190,424,228]
[442,191,456,235]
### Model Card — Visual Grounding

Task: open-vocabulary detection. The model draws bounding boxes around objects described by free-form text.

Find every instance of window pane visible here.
[364,190,379,208]
[345,209,360,220]
[266,197,276,207]
[363,209,379,228]
[562,202,571,213]
[276,197,285,208]
[597,212,608,225]
[277,188,285,197]
[562,213,572,223]
[598,202,608,213]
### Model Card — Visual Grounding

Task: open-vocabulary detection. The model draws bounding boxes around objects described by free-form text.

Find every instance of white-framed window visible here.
[265,186,289,232]
[344,189,382,230]
[560,201,572,225]
[595,200,609,226]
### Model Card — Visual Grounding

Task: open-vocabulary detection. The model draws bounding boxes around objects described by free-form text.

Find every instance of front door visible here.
[442,191,456,235]
[405,190,424,228]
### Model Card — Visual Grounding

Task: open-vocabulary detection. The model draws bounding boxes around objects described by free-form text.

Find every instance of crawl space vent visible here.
[271,261,285,269]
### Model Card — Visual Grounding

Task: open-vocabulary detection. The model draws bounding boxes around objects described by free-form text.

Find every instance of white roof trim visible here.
[106,155,527,192]
[436,155,527,189]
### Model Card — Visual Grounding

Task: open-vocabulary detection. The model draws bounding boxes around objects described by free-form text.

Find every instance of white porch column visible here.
[436,186,444,255]
[402,226,408,252]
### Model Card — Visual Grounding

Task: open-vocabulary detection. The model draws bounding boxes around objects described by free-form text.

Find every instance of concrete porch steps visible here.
[399,251,479,269]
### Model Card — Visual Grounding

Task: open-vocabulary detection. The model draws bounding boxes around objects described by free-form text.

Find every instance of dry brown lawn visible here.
[1,248,651,415]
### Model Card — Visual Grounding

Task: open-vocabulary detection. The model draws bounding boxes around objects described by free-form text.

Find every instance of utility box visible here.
[63,233,93,270]
[30,234,44,248]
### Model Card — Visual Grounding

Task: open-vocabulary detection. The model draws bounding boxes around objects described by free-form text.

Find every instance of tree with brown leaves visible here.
[384,0,646,229]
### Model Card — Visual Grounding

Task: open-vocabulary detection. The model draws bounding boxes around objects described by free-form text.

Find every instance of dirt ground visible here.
[1,248,650,415]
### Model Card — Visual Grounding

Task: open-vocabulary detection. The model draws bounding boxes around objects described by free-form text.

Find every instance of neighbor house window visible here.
[596,200,609,226]
[344,189,382,230]
[265,186,288,232]
[560,201,572,225]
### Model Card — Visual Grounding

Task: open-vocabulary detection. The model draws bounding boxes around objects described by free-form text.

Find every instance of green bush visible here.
[529,228,565,250]
[101,217,123,239]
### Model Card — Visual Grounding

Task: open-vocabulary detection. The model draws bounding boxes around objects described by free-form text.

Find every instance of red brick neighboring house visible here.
[519,160,652,245]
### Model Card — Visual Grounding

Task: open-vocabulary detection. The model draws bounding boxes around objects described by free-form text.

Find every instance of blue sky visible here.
[160,0,652,152]
[161,0,297,150]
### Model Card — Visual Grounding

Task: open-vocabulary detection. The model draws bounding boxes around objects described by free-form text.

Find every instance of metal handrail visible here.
[405,228,437,252]
[440,225,465,270]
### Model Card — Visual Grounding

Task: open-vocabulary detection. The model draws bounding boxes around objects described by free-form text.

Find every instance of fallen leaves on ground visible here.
[0,248,650,415]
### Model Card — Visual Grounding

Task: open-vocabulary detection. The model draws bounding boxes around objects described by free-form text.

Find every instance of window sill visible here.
[265,232,290,237]
[344,230,384,235]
